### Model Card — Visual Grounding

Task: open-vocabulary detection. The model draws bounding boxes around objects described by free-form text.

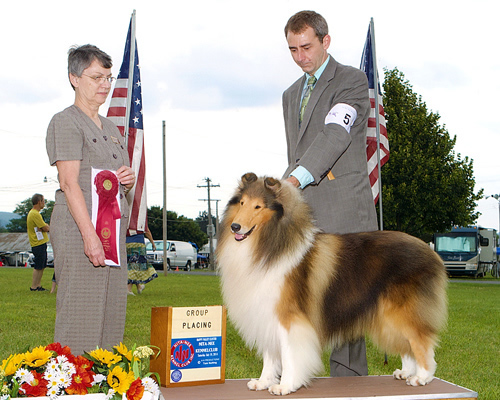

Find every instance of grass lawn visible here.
[0,268,498,398]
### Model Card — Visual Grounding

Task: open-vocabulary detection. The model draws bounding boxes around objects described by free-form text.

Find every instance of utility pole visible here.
[198,178,219,270]
[214,199,221,236]
[162,120,168,275]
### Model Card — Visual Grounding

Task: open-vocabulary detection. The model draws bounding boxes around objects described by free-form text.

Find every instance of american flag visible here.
[107,13,148,235]
[360,22,389,204]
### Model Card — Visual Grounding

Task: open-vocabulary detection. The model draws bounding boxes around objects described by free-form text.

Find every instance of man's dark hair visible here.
[284,10,329,43]
[32,193,44,206]
[67,44,113,90]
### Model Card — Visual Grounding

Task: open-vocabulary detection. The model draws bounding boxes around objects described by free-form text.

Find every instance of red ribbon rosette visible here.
[94,170,121,265]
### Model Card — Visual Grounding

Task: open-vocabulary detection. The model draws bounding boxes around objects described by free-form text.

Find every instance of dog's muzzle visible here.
[231,223,255,241]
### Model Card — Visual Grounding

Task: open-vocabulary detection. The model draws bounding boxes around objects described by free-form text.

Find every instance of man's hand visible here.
[286,176,301,188]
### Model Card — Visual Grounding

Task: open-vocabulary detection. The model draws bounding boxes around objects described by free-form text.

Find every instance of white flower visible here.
[133,346,154,359]
[57,374,72,388]
[93,374,106,385]
[46,378,61,390]
[55,355,68,364]
[142,377,160,399]
[104,388,116,400]
[14,369,33,384]
[47,386,60,399]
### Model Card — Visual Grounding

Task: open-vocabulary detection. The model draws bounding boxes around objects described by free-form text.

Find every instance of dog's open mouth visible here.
[233,225,255,241]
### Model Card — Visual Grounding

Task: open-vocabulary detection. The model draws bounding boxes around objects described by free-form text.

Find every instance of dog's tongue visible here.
[234,233,245,241]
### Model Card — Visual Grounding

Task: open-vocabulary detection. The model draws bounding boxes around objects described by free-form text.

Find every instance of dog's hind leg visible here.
[268,322,323,395]
[406,339,436,386]
[247,351,281,391]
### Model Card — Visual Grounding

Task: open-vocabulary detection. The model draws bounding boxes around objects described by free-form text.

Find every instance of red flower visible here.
[20,371,48,397]
[66,366,95,395]
[126,378,145,400]
[45,342,75,363]
[73,355,94,371]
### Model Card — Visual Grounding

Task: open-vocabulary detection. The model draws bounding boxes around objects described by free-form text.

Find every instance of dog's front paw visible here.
[393,368,411,380]
[268,383,295,396]
[406,374,434,386]
[248,379,272,391]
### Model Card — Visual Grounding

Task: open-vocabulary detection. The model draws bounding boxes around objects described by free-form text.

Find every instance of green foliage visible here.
[381,68,482,242]
[196,210,218,237]
[6,198,54,232]
[147,206,207,249]
[0,269,498,398]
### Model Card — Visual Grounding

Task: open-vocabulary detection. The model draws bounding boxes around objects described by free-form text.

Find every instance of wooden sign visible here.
[150,306,226,388]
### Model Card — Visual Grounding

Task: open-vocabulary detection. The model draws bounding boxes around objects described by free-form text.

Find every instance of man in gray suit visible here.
[282,10,378,377]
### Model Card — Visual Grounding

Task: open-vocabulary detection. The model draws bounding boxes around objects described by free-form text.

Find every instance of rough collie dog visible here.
[216,173,448,396]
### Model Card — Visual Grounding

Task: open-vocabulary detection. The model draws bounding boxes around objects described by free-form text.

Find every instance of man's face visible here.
[286,26,330,75]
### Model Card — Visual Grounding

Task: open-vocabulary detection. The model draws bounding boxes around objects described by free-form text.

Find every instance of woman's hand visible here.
[83,232,107,267]
[117,165,135,190]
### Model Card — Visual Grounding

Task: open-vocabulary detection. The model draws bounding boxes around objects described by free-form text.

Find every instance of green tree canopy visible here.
[147,206,207,249]
[380,68,482,242]
[6,197,54,232]
[195,210,217,237]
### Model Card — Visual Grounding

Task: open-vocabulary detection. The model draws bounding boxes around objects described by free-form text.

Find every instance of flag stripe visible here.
[360,23,389,204]
[106,15,148,236]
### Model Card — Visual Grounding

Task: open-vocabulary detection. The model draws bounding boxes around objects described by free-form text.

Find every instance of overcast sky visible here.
[1,0,499,231]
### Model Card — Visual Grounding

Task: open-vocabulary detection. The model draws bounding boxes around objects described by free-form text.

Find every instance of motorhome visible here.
[433,226,499,278]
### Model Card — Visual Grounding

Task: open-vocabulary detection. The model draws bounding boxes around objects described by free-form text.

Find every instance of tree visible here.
[380,68,482,242]
[147,206,208,249]
[6,198,54,232]
[195,210,218,237]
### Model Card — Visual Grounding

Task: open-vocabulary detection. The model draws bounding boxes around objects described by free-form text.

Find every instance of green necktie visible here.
[299,75,317,124]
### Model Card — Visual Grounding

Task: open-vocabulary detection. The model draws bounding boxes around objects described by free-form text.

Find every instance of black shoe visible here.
[30,286,48,291]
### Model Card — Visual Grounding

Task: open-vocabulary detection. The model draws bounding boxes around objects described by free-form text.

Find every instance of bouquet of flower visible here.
[0,343,160,400]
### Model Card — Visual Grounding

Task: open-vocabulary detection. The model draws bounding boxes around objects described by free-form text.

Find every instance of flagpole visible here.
[370,18,384,231]
[124,9,136,147]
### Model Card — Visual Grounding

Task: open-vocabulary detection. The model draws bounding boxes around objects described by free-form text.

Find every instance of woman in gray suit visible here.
[282,11,378,377]
[47,45,135,355]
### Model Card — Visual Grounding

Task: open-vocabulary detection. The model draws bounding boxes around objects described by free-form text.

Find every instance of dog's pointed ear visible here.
[241,173,258,186]
[264,177,281,193]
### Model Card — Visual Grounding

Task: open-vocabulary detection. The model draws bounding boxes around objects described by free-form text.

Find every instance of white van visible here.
[146,240,197,271]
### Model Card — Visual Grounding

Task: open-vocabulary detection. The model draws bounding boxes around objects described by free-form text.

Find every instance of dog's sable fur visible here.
[216,173,448,396]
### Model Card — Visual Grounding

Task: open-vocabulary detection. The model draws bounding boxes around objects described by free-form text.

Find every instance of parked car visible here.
[1,251,31,267]
[28,243,54,268]
[146,240,197,271]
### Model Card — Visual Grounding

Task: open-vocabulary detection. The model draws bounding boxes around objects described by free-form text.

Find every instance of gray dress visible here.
[46,105,130,355]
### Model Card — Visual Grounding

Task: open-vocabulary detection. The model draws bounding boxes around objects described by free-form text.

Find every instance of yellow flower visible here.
[114,342,132,361]
[89,348,122,367]
[23,346,52,368]
[107,366,135,394]
[1,353,25,376]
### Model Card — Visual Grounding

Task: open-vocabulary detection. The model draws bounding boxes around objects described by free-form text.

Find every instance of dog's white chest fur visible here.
[218,238,309,356]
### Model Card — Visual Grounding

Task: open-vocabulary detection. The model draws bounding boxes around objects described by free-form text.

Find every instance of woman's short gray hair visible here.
[67,44,113,90]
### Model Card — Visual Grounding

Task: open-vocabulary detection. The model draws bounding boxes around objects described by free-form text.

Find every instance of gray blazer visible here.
[283,56,378,234]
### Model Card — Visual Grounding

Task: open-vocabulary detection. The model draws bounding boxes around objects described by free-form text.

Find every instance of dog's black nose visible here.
[231,223,241,233]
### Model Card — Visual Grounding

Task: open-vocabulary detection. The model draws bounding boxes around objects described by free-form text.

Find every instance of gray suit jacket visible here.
[283,56,377,234]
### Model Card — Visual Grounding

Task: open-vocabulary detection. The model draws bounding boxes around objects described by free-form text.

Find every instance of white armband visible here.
[324,103,357,133]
